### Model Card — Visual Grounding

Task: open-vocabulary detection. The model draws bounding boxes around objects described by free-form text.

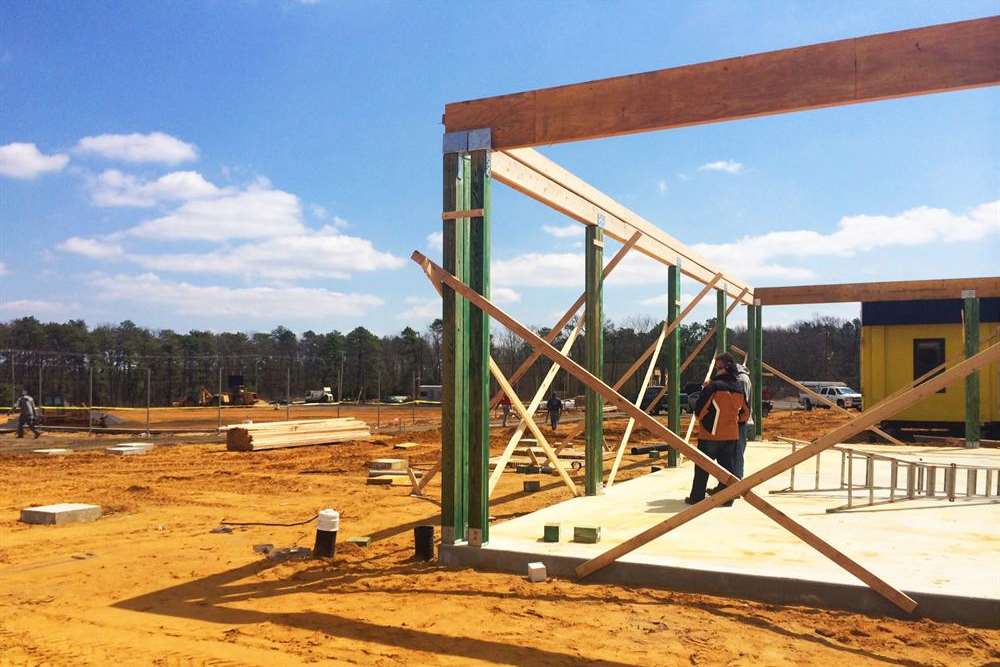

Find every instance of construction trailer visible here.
[859,296,1000,440]
[415,16,1000,616]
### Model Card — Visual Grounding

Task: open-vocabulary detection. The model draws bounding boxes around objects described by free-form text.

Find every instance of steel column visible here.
[585,223,604,495]
[667,262,681,435]
[964,289,980,448]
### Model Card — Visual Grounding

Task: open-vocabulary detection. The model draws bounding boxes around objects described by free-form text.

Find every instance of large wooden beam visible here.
[490,150,753,304]
[755,276,1000,305]
[445,17,1000,148]
[412,250,916,613]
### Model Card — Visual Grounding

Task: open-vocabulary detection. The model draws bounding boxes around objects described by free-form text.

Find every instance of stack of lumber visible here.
[226,418,370,452]
[367,458,422,486]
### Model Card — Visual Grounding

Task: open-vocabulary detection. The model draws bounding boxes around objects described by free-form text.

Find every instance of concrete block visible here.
[573,525,601,544]
[106,444,152,455]
[515,464,531,474]
[648,451,660,459]
[347,536,372,547]
[543,523,560,543]
[523,480,541,492]
[20,503,102,525]
[369,458,407,471]
[527,562,547,583]
[33,448,71,456]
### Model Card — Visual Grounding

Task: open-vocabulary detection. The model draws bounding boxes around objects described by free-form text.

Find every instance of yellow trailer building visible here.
[861,297,999,440]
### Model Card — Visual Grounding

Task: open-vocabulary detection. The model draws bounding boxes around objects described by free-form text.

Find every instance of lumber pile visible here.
[226,418,370,451]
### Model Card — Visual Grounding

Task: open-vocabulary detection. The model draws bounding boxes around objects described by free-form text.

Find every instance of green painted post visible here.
[753,301,763,439]
[584,223,604,495]
[441,149,470,544]
[964,289,980,449]
[667,263,681,436]
[467,149,491,545]
[715,288,728,355]
[746,302,756,438]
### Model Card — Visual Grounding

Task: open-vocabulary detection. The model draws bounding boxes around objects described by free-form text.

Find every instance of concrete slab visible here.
[443,442,1000,627]
[20,503,102,525]
[32,448,72,456]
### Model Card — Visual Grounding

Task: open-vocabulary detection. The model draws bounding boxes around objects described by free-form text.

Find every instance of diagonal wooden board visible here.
[412,250,917,613]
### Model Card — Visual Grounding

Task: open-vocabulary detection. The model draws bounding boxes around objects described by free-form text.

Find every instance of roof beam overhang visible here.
[445,17,1000,149]
[755,277,1000,305]
[491,148,753,303]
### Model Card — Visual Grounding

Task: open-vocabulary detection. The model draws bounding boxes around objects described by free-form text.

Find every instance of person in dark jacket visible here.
[710,362,753,494]
[14,389,41,439]
[545,392,563,432]
[687,354,748,506]
[499,393,512,427]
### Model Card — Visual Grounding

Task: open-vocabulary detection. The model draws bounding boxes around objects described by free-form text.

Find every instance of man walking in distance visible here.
[687,353,748,506]
[14,388,41,439]
[546,392,563,432]
[499,393,512,428]
[710,360,753,495]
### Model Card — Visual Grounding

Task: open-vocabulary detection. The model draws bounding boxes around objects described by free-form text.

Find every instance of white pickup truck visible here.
[799,383,862,410]
[305,387,335,403]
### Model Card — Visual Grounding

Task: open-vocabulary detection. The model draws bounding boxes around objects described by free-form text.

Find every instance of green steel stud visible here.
[964,289,981,449]
[746,302,756,438]
[440,151,470,543]
[667,263,682,435]
[753,301,763,438]
[585,223,605,496]
[715,288,728,355]
[467,149,491,545]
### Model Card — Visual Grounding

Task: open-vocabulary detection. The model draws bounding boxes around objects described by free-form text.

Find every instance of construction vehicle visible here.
[305,386,335,403]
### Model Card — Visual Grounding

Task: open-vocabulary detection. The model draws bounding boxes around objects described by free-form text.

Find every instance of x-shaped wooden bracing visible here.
[414,250,1000,613]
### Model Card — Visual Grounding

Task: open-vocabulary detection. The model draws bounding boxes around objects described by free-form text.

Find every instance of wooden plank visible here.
[488,318,582,496]
[412,250,917,612]
[445,18,1000,148]
[755,276,1000,305]
[578,338,1000,588]
[489,358,579,496]
[491,151,752,303]
[487,231,642,409]
[730,344,904,446]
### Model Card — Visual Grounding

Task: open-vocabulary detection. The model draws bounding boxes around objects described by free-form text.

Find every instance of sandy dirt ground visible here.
[1,410,997,666]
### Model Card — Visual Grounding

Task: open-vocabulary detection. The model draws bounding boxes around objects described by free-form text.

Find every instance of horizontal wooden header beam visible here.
[755,277,1000,305]
[445,17,1000,148]
[490,148,753,304]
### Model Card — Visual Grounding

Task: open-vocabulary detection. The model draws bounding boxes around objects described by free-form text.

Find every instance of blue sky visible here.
[1,1,997,335]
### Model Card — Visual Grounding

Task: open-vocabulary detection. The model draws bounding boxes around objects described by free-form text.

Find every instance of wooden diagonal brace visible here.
[412,250,917,613]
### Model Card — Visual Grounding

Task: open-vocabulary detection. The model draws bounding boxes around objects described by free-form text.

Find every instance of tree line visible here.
[0,314,860,408]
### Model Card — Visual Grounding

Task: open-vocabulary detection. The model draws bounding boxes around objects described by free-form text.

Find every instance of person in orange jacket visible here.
[686,353,749,506]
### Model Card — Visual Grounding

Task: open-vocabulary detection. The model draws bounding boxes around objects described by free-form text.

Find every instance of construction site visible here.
[2,12,1000,667]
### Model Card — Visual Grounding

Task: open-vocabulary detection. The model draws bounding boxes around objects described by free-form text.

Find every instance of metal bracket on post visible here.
[443,128,492,154]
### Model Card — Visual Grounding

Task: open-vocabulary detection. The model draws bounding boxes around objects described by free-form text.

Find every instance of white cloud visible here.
[0,143,69,179]
[657,179,668,194]
[75,132,197,164]
[58,237,124,259]
[124,181,304,241]
[427,231,443,251]
[493,287,521,304]
[0,299,73,315]
[398,296,439,321]
[698,160,744,174]
[128,226,404,281]
[694,200,1000,281]
[542,224,584,239]
[493,252,581,287]
[89,169,220,207]
[89,273,383,319]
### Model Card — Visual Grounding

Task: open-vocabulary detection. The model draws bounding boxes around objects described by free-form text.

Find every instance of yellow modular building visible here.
[861,298,999,440]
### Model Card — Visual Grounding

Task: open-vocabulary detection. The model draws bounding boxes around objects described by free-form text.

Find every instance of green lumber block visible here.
[543,523,560,543]
[573,525,601,544]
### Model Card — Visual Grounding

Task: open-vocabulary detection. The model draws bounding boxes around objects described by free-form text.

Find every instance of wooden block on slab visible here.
[20,503,102,525]
[573,525,601,544]
[543,523,560,543]
[523,480,541,492]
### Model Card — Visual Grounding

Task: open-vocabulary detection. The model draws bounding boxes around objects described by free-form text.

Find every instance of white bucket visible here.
[317,508,340,532]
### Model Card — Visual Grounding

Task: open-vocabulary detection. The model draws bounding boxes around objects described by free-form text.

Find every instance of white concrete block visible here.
[33,448,71,456]
[20,503,102,525]
[527,561,547,583]
[106,445,153,455]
